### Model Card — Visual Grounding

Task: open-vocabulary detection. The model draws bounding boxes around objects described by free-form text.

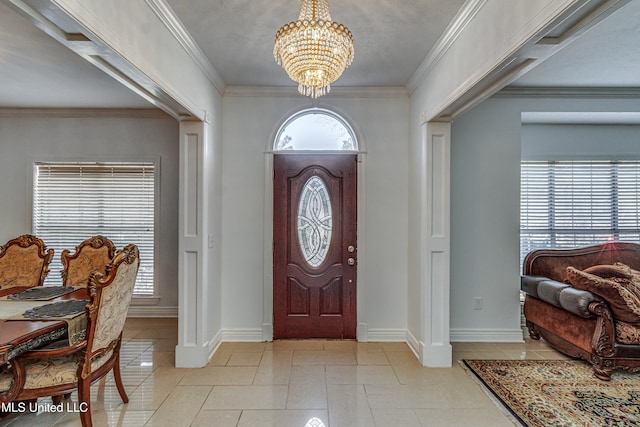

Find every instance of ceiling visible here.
[510,0,640,88]
[0,2,152,108]
[0,0,639,109]
[164,0,466,88]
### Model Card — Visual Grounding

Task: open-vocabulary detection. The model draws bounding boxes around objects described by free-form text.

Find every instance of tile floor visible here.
[0,318,567,427]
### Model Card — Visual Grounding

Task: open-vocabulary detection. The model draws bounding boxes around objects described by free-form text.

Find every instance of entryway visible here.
[271,109,359,339]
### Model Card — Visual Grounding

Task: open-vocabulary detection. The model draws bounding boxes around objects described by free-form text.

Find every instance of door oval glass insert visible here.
[298,176,332,267]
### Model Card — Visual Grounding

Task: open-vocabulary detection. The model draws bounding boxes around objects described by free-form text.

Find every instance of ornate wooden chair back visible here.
[61,236,116,288]
[0,234,53,289]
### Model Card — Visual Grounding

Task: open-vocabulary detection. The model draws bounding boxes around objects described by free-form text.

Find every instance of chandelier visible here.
[274,0,354,98]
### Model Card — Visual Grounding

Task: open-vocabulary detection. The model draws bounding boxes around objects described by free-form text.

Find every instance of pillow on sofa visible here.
[565,266,640,326]
[584,263,634,280]
[584,262,640,281]
[585,263,640,304]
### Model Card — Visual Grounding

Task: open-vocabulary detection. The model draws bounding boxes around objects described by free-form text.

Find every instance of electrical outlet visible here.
[473,297,483,310]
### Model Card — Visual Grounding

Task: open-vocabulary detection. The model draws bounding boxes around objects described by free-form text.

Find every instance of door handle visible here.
[347,257,356,266]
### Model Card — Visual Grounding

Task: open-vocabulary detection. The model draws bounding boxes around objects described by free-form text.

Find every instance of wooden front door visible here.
[273,154,357,339]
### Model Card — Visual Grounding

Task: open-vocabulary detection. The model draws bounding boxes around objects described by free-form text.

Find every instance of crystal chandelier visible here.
[274,0,354,98]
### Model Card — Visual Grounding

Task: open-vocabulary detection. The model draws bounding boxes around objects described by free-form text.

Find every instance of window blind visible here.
[33,162,155,295]
[520,161,640,267]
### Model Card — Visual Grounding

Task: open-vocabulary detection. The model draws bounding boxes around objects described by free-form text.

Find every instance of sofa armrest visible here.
[559,287,602,318]
[522,275,601,319]
[589,301,616,357]
[521,275,549,298]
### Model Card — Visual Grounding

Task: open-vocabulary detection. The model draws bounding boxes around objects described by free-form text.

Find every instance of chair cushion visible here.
[0,350,113,392]
[0,354,80,391]
[566,266,640,326]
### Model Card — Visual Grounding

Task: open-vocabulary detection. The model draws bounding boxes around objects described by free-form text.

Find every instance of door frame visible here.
[262,146,366,342]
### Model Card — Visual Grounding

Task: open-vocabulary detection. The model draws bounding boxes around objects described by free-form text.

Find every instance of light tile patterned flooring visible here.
[1,318,568,426]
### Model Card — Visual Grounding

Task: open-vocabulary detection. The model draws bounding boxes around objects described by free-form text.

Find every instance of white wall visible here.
[450,99,522,340]
[449,95,640,341]
[207,96,224,340]
[0,111,179,309]
[220,92,409,338]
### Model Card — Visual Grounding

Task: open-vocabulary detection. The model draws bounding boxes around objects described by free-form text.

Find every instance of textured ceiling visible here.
[164,0,466,87]
[0,1,639,109]
[510,0,640,88]
[0,2,152,108]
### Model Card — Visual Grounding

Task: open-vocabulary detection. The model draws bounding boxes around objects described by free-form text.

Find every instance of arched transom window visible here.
[274,109,357,151]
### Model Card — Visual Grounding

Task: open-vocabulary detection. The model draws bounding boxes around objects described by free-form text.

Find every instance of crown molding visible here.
[406,0,488,94]
[0,108,172,118]
[223,85,408,99]
[145,0,226,94]
[495,86,640,99]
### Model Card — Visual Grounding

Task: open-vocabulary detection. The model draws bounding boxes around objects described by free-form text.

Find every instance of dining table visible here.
[0,286,89,365]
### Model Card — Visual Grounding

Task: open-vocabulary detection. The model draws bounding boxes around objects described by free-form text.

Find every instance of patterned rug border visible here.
[460,359,640,427]
[460,360,525,427]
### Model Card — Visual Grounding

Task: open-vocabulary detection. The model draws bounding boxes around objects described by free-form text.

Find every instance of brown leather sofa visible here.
[521,242,640,380]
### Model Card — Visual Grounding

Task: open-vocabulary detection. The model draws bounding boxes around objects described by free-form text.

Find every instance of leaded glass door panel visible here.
[273,154,357,339]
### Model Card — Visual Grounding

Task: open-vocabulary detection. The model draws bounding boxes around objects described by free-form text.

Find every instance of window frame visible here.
[520,159,640,268]
[273,108,359,152]
[30,157,160,300]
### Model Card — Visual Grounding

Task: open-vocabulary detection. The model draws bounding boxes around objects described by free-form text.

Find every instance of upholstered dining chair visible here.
[0,244,140,427]
[61,235,116,288]
[0,234,54,289]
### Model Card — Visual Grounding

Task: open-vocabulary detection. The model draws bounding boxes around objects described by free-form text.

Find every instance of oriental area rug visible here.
[462,359,640,426]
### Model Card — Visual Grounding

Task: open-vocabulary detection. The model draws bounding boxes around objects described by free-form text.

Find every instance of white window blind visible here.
[33,162,155,295]
[520,160,640,267]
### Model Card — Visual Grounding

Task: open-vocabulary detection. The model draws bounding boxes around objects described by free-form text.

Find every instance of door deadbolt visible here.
[347,257,356,266]
[347,245,355,253]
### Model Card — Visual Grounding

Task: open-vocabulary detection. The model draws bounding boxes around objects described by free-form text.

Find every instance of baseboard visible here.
[175,342,210,368]
[217,327,408,343]
[175,328,222,368]
[450,328,524,343]
[406,330,420,360]
[262,323,273,342]
[207,330,223,361]
[421,342,453,367]
[357,322,368,342]
[367,328,409,342]
[127,305,178,318]
[221,329,264,342]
